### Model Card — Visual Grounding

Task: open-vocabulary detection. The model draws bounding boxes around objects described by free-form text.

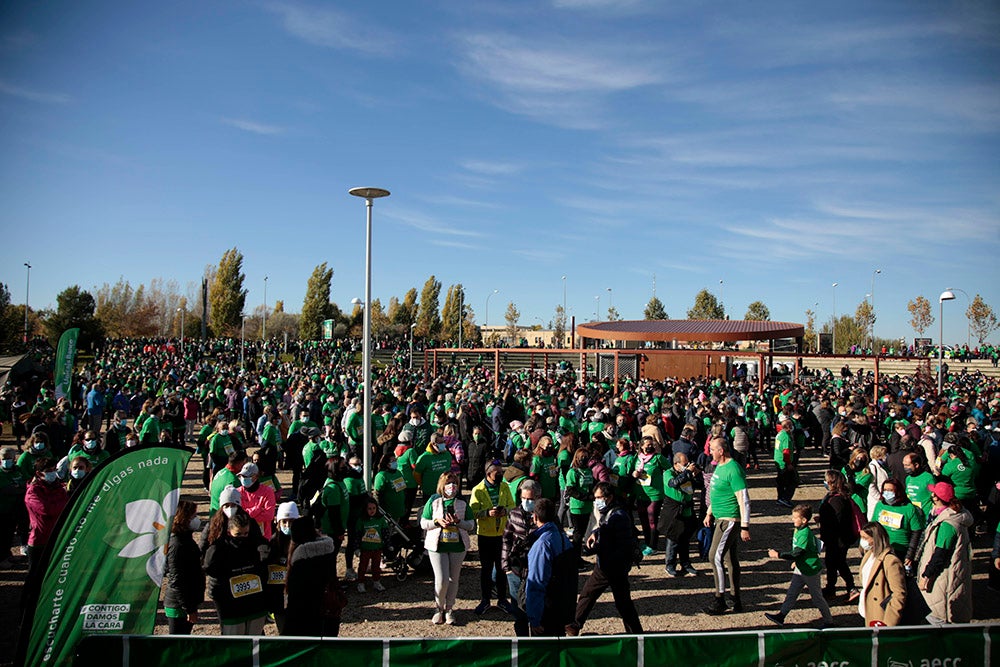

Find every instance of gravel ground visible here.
[1,439,998,663]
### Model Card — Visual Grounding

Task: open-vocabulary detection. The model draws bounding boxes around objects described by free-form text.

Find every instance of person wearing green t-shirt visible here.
[355,498,387,593]
[871,479,925,567]
[764,504,833,627]
[903,453,936,520]
[703,438,750,616]
[373,453,407,523]
[938,443,979,505]
[631,437,668,556]
[564,448,594,566]
[529,438,560,502]
[139,405,164,446]
[413,435,453,501]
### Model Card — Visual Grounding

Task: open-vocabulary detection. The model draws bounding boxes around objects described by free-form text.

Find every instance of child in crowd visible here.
[765,504,834,628]
[356,497,387,593]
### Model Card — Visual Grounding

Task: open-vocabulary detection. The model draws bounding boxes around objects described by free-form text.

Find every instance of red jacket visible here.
[25,480,69,547]
[239,483,277,540]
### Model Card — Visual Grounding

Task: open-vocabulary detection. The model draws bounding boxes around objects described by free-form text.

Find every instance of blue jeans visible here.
[507,572,529,636]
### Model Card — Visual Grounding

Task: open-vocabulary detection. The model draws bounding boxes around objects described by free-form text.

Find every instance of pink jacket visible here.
[25,480,69,547]
[239,483,277,540]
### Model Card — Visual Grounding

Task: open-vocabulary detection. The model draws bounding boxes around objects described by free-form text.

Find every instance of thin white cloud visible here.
[0,81,71,104]
[263,2,395,56]
[459,159,522,176]
[430,239,482,250]
[457,32,663,129]
[220,117,285,135]
[385,207,485,238]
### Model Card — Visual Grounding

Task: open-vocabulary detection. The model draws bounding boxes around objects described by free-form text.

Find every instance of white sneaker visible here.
[445,610,455,625]
[344,568,357,581]
[432,611,444,625]
[357,583,366,593]
[373,581,386,592]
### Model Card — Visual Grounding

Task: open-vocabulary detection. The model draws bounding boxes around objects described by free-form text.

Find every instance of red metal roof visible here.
[575,319,805,343]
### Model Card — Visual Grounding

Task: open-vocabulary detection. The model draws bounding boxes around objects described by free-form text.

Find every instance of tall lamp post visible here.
[831,282,838,354]
[23,262,31,344]
[870,268,881,346]
[945,287,971,349]
[561,275,567,315]
[485,289,499,328]
[458,288,463,350]
[938,290,955,394]
[594,295,600,321]
[409,322,417,370]
[719,279,725,317]
[348,186,390,488]
[262,275,268,340]
[177,307,185,354]
[240,314,246,371]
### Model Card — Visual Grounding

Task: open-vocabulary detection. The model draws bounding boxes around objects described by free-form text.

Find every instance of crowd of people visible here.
[0,335,998,637]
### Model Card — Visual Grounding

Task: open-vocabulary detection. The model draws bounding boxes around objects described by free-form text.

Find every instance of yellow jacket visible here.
[469,479,516,537]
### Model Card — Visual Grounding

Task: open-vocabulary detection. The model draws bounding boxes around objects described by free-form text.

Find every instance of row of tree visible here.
[1,248,996,352]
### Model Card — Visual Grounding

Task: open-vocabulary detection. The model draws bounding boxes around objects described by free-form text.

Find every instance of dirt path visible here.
[1,438,997,663]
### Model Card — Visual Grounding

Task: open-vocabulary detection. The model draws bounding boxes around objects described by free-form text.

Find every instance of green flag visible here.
[53,328,80,402]
[19,445,193,667]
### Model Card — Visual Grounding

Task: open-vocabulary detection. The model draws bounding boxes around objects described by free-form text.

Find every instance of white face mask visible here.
[594,498,607,512]
[223,506,238,519]
[859,537,872,551]
[126,439,138,448]
[443,483,457,498]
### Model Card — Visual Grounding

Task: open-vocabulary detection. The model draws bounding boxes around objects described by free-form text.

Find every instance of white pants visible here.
[428,550,465,612]
[221,616,266,636]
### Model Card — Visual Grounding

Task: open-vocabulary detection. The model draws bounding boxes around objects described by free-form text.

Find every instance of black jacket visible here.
[818,492,855,550]
[284,536,338,636]
[163,530,205,614]
[594,505,634,573]
[203,534,268,622]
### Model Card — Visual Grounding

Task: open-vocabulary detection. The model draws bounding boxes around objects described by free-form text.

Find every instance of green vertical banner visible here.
[52,327,79,402]
[17,445,192,667]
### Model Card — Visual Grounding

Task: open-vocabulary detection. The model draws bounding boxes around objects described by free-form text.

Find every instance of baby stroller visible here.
[378,505,426,581]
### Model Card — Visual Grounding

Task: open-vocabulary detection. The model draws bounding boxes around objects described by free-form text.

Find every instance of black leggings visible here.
[824,542,855,591]
[570,512,589,560]
[478,535,506,602]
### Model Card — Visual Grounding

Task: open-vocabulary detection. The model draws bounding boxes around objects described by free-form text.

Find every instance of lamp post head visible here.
[348,187,390,200]
[410,323,417,330]
[875,269,882,275]
[832,282,838,288]
[351,297,363,308]
[939,290,956,303]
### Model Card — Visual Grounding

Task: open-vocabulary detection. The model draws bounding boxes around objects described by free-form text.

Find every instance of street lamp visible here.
[562,275,567,315]
[831,282,838,354]
[870,269,881,346]
[938,290,955,394]
[240,314,246,370]
[348,186,390,489]
[23,262,30,344]
[409,322,417,370]
[458,287,464,350]
[594,295,600,321]
[262,275,268,340]
[485,289,499,327]
[719,279,725,317]
[177,307,185,354]
[945,287,971,349]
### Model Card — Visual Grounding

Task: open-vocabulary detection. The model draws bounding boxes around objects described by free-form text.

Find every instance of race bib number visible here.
[224,443,235,456]
[680,481,694,495]
[609,473,620,486]
[878,509,903,530]
[547,463,559,478]
[440,527,460,543]
[638,470,651,487]
[229,573,262,598]
[391,476,407,493]
[267,564,287,584]
[362,527,381,543]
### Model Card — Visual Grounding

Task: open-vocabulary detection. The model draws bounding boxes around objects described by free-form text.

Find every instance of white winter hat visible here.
[276,501,300,521]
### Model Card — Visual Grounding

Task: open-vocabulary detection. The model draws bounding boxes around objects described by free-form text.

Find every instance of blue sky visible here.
[1,0,999,344]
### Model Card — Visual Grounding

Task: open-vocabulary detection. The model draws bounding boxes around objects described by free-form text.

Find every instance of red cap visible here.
[927,481,955,503]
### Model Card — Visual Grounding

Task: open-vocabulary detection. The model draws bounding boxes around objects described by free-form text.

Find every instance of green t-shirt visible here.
[709,459,747,520]
[209,468,238,513]
[421,497,473,553]
[873,501,925,549]
[613,453,637,497]
[934,518,957,550]
[940,452,978,501]
[321,479,349,536]
[565,466,594,515]
[662,467,695,517]
[397,447,418,489]
[139,416,161,445]
[632,454,667,502]
[356,515,387,551]
[905,471,936,518]
[789,525,822,576]
[414,450,452,498]
[530,455,560,500]
[773,431,792,470]
[373,469,406,520]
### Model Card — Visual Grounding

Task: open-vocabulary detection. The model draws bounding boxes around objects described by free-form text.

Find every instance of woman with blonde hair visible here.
[858,521,907,627]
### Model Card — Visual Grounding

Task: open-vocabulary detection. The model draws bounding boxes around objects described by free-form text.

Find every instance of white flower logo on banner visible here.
[117,488,180,586]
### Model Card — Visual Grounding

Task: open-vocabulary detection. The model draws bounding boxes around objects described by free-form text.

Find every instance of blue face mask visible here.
[240,477,254,488]
[43,471,59,484]
[594,498,607,512]
[279,525,291,536]
[1,460,14,470]
[521,499,535,513]
[71,469,87,480]
[389,461,398,470]
[882,490,896,504]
